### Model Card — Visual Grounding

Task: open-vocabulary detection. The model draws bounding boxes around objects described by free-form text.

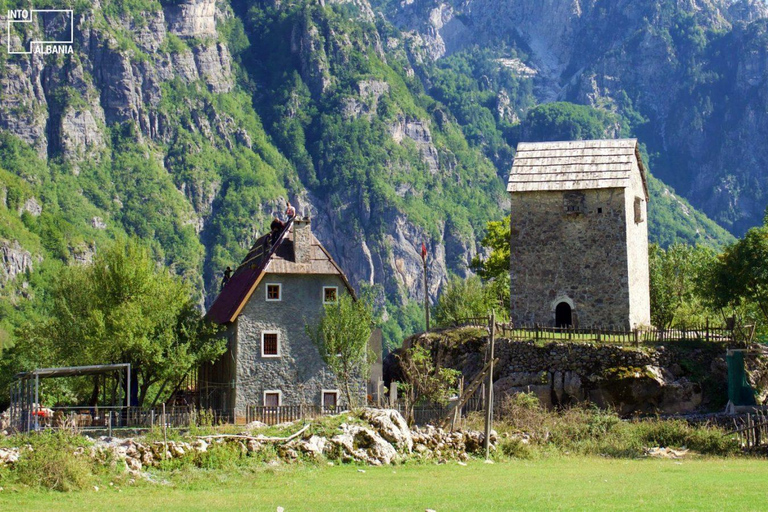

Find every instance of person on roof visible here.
[221,266,232,289]
[285,201,296,220]
[269,217,284,246]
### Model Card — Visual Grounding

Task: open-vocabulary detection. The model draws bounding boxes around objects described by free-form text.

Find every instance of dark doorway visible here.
[555,302,572,327]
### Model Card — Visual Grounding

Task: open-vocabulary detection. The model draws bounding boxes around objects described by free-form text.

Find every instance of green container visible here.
[727,351,757,406]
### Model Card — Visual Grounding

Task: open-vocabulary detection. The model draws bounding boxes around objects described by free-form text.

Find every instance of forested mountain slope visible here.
[0,0,754,347]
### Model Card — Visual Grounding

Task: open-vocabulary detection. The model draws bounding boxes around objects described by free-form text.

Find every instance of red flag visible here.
[421,242,427,261]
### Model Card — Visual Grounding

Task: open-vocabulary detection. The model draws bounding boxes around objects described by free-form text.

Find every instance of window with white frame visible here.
[322,389,339,410]
[323,286,338,304]
[266,283,281,301]
[261,331,280,357]
[263,390,282,407]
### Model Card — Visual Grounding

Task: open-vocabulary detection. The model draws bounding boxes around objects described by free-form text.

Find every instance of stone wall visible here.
[395,328,729,416]
[510,188,632,328]
[234,273,364,417]
[625,160,652,327]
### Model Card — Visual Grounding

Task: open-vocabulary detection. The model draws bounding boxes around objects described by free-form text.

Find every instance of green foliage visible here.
[494,394,740,458]
[471,217,509,281]
[12,239,224,406]
[703,215,768,325]
[397,343,460,409]
[13,431,96,492]
[433,275,508,327]
[307,293,375,408]
[514,102,618,143]
[648,243,717,328]
[433,276,492,327]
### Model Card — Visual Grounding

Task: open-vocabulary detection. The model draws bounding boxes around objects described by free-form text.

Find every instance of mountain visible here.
[0,0,755,348]
[377,0,768,235]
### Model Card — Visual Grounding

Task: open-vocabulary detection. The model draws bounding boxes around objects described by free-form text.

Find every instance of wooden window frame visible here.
[263,390,282,407]
[634,197,645,224]
[261,331,281,358]
[321,389,340,409]
[323,286,338,304]
[265,283,282,302]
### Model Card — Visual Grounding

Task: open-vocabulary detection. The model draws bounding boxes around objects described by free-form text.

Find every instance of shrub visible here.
[14,432,94,491]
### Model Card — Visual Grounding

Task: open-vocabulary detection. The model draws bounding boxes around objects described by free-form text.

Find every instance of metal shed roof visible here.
[507,139,648,198]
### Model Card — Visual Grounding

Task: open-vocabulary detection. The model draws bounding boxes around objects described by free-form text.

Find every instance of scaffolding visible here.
[10,363,131,433]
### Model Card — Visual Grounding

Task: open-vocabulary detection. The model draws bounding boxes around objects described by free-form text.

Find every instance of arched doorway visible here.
[555,302,572,327]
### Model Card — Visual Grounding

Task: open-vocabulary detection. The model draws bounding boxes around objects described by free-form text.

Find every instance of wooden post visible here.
[706,318,710,343]
[423,248,430,332]
[484,312,496,460]
[162,403,168,460]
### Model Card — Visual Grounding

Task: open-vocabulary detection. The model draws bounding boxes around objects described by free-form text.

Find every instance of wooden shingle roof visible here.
[205,218,354,325]
[507,139,648,198]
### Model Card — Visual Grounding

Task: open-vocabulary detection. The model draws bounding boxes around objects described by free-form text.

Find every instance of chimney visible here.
[293,217,312,264]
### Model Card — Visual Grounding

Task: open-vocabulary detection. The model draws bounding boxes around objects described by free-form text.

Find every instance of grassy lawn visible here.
[2,457,767,511]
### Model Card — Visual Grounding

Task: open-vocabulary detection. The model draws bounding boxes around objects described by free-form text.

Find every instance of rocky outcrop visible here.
[0,0,234,158]
[0,240,33,286]
[389,116,440,174]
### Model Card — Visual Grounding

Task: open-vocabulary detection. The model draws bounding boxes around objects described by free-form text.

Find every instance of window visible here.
[323,286,338,304]
[261,331,280,357]
[266,283,281,301]
[263,390,282,407]
[322,390,339,410]
[563,192,585,215]
[634,197,644,223]
[597,207,603,214]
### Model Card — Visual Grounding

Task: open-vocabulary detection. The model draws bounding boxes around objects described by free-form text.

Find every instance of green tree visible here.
[13,239,224,406]
[649,243,715,328]
[307,293,375,408]
[433,276,494,327]
[397,343,461,424]
[704,215,768,325]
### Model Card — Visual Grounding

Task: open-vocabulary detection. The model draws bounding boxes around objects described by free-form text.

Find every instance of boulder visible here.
[358,408,413,452]
[330,424,398,466]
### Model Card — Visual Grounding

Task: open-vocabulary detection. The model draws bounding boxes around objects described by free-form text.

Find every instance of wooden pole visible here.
[423,254,430,332]
[484,311,496,460]
[162,403,168,460]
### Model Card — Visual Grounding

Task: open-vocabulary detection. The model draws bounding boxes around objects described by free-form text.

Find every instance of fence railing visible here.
[494,323,735,346]
[244,405,341,426]
[727,411,768,449]
[10,405,234,432]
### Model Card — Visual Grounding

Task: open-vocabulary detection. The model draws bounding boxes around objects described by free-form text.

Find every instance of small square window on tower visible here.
[563,192,586,215]
[634,197,644,224]
[323,286,338,304]
[266,283,281,301]
[261,331,280,357]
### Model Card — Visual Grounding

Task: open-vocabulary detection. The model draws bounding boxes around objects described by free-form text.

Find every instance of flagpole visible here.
[422,242,430,332]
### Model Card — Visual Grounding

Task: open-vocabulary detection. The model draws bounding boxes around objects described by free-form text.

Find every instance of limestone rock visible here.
[358,408,413,452]
[330,424,398,465]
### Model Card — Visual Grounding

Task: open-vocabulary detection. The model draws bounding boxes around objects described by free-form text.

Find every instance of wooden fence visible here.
[728,411,768,449]
[244,405,339,426]
[494,323,735,346]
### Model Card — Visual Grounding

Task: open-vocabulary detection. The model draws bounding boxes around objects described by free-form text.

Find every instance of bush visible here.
[493,392,739,458]
[14,432,94,491]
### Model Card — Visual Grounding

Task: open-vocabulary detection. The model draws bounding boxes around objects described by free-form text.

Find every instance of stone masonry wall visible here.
[510,188,631,328]
[234,273,364,417]
[625,161,652,327]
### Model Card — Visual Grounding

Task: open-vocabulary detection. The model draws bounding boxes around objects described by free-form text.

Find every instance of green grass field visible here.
[2,457,767,511]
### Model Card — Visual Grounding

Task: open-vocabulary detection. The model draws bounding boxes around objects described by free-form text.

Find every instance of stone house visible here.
[202,217,372,422]
[506,139,651,329]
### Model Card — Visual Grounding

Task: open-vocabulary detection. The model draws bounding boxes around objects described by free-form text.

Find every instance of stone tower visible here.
[506,139,651,329]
